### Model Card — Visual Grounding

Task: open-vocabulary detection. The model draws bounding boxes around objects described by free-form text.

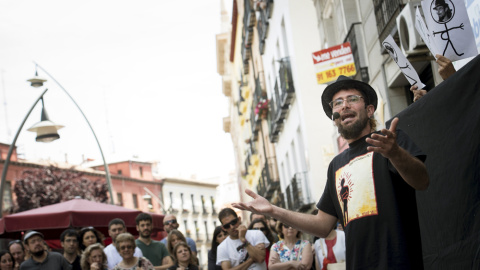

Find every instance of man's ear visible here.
[136,225,140,232]
[366,104,375,118]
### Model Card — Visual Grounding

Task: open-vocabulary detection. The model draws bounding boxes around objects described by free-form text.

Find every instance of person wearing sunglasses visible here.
[105,219,143,269]
[216,208,269,270]
[233,75,429,270]
[159,214,197,258]
[7,240,24,270]
[248,219,274,269]
[113,233,154,270]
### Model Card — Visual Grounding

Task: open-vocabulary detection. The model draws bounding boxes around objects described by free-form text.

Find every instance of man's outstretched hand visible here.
[232,189,274,215]
[366,117,401,160]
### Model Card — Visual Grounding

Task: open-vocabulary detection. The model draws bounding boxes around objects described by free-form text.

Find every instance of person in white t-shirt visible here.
[104,218,143,269]
[216,208,270,270]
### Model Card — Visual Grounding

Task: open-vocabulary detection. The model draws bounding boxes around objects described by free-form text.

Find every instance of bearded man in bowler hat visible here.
[233,75,429,269]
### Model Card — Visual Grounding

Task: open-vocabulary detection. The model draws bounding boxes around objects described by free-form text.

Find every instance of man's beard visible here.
[32,249,45,257]
[337,112,369,140]
[141,230,151,238]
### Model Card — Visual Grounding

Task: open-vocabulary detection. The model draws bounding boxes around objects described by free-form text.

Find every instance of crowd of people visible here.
[0,207,346,270]
[0,213,199,270]
[210,208,346,270]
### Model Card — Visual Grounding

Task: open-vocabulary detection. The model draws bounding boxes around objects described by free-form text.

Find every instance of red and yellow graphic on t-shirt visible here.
[335,152,378,227]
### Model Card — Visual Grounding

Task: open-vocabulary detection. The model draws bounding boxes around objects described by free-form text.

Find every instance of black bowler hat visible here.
[433,0,449,9]
[321,75,378,119]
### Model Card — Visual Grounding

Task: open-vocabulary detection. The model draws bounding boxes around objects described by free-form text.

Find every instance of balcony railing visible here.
[243,0,255,44]
[269,80,283,143]
[373,0,402,45]
[278,57,295,108]
[268,57,295,143]
[285,171,313,212]
[257,1,273,54]
[244,139,257,173]
[256,157,280,201]
[250,77,264,141]
[241,33,251,74]
[344,23,369,83]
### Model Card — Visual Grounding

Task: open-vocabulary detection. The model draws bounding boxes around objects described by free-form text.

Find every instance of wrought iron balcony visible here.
[243,0,255,46]
[250,103,261,141]
[256,157,280,201]
[241,33,251,74]
[250,77,264,141]
[268,57,294,142]
[344,23,369,83]
[278,57,295,108]
[256,0,273,54]
[244,139,257,173]
[373,0,402,46]
[285,172,313,212]
[269,80,283,143]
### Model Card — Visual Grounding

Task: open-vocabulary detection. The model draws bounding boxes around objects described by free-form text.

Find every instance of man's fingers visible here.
[245,188,258,199]
[366,138,385,147]
[389,117,399,133]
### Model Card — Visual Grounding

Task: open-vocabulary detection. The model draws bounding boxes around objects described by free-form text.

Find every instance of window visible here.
[117,170,122,175]
[184,220,190,237]
[181,193,184,210]
[204,221,210,241]
[169,192,174,210]
[191,194,197,213]
[132,194,138,209]
[139,167,143,178]
[194,220,199,241]
[213,221,217,228]
[211,196,216,214]
[201,195,207,214]
[117,193,123,206]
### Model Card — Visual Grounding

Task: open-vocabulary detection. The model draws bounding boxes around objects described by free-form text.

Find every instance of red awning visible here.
[0,198,164,240]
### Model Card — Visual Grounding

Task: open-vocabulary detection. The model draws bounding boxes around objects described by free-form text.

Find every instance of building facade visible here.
[161,177,219,270]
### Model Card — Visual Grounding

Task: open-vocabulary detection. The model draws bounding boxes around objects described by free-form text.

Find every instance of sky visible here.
[0,0,234,180]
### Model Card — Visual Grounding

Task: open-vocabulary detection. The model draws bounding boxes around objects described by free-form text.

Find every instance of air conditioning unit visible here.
[396,2,427,55]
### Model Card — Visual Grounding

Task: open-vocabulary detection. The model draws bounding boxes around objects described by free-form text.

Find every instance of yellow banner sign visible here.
[316,63,356,84]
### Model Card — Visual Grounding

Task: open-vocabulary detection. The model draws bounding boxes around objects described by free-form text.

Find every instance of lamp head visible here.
[27,106,64,143]
[27,75,47,88]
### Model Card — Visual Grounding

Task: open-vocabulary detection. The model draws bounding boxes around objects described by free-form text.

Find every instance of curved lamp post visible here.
[0,64,115,217]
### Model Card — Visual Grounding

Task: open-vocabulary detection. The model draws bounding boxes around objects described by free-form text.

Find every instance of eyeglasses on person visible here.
[222,217,239,229]
[329,95,364,110]
[164,219,177,226]
[119,245,134,250]
[252,227,267,231]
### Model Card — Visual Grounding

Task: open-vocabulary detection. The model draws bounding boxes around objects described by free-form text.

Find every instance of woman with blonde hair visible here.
[113,233,154,270]
[80,243,107,270]
[269,222,313,270]
[167,242,198,270]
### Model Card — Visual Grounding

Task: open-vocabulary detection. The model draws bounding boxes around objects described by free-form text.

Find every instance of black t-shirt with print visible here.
[317,130,425,270]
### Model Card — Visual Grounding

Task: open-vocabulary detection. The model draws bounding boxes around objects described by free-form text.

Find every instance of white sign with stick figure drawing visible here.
[421,0,478,61]
[415,7,440,59]
[382,35,426,89]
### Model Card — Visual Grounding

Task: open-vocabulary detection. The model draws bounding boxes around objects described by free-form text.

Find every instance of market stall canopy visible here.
[0,197,164,240]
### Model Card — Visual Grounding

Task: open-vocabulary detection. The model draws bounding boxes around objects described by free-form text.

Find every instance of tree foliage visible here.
[13,165,108,212]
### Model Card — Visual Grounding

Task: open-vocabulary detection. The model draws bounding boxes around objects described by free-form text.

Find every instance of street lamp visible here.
[27,97,64,142]
[0,63,115,217]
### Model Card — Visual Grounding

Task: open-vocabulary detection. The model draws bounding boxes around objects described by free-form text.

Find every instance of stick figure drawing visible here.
[383,41,419,86]
[430,0,465,56]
